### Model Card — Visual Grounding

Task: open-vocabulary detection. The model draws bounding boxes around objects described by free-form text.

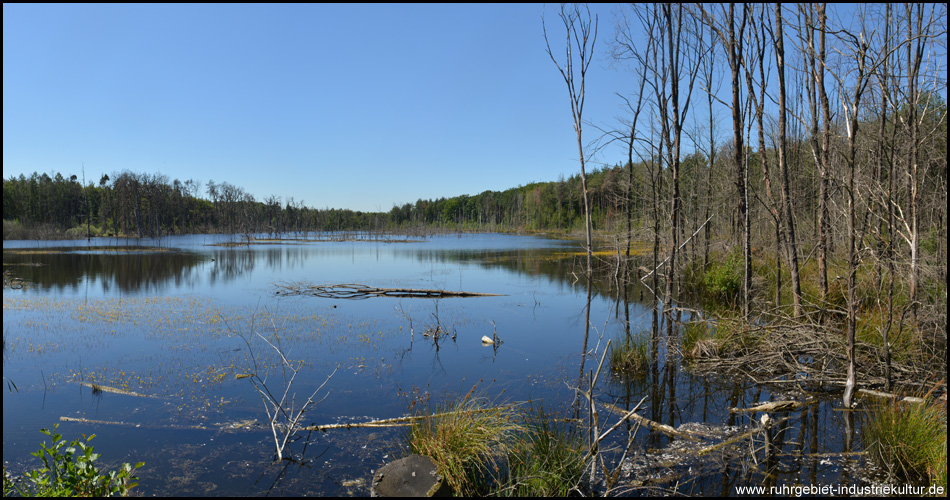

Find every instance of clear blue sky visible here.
[4,3,644,212]
[4,4,912,213]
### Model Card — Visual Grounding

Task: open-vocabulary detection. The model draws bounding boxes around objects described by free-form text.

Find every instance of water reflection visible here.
[3,246,206,294]
[2,234,884,496]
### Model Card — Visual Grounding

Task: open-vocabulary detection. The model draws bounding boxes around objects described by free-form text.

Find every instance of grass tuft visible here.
[609,335,648,378]
[405,394,522,496]
[499,406,586,497]
[863,387,947,491]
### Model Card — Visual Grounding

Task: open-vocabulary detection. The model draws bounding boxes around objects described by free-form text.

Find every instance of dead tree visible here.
[543,4,598,276]
[773,3,804,318]
[701,4,751,318]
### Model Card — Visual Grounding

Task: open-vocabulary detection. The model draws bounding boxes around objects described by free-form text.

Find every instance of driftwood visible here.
[602,402,702,442]
[275,282,503,300]
[301,404,521,432]
[58,416,261,432]
[729,399,815,413]
[857,388,927,404]
[77,381,162,399]
[694,416,791,457]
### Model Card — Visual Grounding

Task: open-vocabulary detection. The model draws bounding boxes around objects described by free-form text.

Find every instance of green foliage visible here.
[64,224,105,239]
[3,424,143,497]
[700,249,743,304]
[863,393,947,491]
[499,406,586,497]
[406,396,521,496]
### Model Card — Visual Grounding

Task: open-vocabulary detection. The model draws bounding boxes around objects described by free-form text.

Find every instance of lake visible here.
[3,233,881,496]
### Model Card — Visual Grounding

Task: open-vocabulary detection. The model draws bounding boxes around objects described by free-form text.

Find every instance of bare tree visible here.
[772,4,804,317]
[701,4,751,318]
[544,3,598,275]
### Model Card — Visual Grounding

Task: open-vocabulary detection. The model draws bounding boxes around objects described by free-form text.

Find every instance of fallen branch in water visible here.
[58,416,261,432]
[729,399,815,413]
[601,401,702,442]
[76,381,163,399]
[301,403,523,432]
[274,282,503,299]
[694,416,790,457]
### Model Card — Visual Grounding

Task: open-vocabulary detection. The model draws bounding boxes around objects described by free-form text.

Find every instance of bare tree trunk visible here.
[816,4,832,304]
[773,4,803,317]
[543,4,598,276]
[700,4,749,318]
[840,16,871,409]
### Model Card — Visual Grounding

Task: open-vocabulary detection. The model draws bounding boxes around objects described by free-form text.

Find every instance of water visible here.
[3,233,882,496]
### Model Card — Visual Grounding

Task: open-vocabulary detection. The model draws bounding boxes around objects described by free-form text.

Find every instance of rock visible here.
[371,454,451,497]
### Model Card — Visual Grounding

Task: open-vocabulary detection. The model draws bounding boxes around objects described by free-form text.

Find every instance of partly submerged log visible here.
[77,381,162,399]
[274,282,503,300]
[729,399,815,413]
[602,402,701,442]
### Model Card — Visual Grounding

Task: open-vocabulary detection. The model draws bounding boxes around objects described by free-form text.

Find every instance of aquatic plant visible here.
[609,335,648,378]
[863,389,947,490]
[2,424,143,497]
[498,406,586,497]
[405,392,522,496]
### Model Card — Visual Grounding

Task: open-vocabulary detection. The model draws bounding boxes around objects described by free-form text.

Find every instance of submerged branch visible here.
[300,403,523,432]
[274,282,504,299]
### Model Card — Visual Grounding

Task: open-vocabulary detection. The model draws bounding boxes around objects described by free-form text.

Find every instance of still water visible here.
[3,233,875,496]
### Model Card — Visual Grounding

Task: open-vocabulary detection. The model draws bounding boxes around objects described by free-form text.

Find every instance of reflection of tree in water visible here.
[208,248,257,285]
[403,247,655,303]
[2,247,205,293]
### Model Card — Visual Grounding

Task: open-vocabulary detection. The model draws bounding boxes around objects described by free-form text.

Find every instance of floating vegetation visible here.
[2,269,28,289]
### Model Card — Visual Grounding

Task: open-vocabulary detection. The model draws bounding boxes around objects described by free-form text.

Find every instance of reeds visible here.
[403,398,591,497]
[863,387,947,491]
[609,335,648,378]
[499,406,587,497]
[405,394,521,496]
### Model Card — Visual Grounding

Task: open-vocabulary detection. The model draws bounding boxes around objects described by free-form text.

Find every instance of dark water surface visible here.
[3,233,884,496]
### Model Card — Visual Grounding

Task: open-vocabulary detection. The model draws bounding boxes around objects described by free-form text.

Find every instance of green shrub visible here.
[3,424,143,497]
[701,249,743,304]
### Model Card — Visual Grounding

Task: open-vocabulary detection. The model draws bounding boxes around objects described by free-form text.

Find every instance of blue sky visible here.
[3,4,913,213]
[4,3,647,212]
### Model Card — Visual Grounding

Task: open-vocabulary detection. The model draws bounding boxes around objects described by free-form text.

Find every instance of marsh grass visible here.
[863,387,947,490]
[498,406,586,497]
[405,393,522,496]
[609,335,648,378]
[681,322,714,361]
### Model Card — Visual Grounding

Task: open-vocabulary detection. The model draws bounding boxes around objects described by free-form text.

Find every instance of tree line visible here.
[2,164,640,239]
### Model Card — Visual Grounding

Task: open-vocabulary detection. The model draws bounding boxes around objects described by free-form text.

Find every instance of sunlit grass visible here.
[498,405,586,497]
[863,388,947,491]
[609,334,648,379]
[405,393,522,496]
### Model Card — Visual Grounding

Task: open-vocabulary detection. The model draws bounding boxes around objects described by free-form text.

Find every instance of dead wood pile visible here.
[684,321,930,392]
